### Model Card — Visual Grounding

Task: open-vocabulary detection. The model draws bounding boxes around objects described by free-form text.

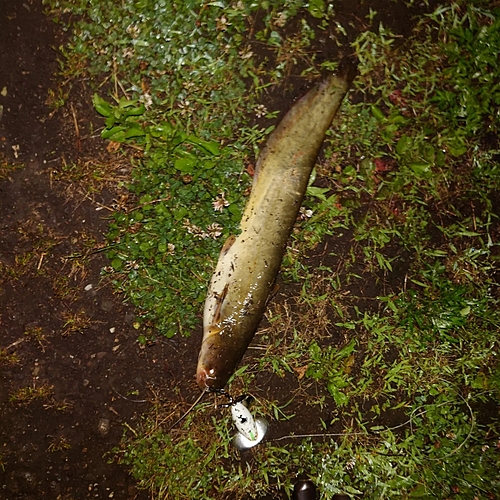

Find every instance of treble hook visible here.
[217,391,247,409]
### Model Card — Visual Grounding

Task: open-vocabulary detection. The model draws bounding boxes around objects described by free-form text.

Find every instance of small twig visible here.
[109,379,149,403]
[117,79,129,99]
[37,252,46,271]
[126,196,172,213]
[111,53,129,100]
[83,192,116,212]
[62,243,117,261]
[113,54,119,98]
[70,102,81,151]
[3,338,26,352]
[123,422,138,436]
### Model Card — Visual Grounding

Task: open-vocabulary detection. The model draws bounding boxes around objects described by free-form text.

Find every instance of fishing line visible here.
[167,389,207,431]
[269,388,476,459]
[167,388,237,431]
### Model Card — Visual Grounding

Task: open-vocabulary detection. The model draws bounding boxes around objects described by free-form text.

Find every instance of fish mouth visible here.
[196,363,232,391]
[196,367,208,390]
[196,365,217,391]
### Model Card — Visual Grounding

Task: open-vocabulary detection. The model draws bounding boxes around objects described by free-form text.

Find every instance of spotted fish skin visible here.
[197,63,355,390]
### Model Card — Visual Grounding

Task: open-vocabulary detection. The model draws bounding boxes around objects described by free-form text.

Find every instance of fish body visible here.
[197,64,354,390]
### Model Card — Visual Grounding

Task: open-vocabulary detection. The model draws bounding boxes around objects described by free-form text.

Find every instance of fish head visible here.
[196,359,235,391]
[196,325,226,390]
[196,323,245,391]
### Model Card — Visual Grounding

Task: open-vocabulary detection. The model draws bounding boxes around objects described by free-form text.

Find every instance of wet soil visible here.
[0,0,442,499]
[0,1,176,498]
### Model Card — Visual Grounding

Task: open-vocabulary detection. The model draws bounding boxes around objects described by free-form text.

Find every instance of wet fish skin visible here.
[197,62,355,390]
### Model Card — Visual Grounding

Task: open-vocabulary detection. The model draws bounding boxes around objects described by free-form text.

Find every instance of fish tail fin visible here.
[337,55,358,86]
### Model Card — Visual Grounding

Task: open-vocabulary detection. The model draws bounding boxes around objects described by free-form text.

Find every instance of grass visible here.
[24,325,48,351]
[61,309,94,336]
[47,436,72,452]
[9,384,54,405]
[44,0,500,498]
[0,160,24,181]
[0,349,19,366]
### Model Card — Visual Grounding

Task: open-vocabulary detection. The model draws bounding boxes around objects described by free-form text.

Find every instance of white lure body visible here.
[230,401,268,450]
[231,401,258,441]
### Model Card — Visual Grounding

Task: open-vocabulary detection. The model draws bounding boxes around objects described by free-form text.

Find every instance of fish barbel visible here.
[197,61,355,390]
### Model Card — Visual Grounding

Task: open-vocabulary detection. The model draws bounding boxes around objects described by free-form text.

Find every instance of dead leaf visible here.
[294,365,309,380]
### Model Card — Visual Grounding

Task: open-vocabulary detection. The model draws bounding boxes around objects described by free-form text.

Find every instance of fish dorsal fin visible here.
[212,283,230,324]
[220,235,236,256]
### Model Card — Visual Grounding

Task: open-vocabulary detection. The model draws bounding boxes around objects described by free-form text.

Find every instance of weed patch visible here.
[9,384,54,405]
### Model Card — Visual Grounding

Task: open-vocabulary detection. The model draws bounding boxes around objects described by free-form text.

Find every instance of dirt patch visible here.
[0,1,183,498]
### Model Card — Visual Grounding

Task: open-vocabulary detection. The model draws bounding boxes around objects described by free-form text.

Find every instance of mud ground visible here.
[0,1,186,498]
